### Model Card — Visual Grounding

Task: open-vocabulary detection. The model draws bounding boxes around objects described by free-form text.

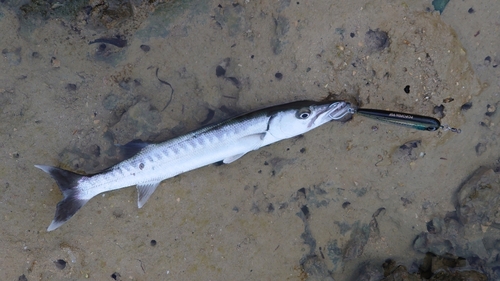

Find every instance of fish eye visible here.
[296,108,311,119]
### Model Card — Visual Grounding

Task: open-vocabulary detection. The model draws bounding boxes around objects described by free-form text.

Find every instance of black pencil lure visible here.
[355,108,461,133]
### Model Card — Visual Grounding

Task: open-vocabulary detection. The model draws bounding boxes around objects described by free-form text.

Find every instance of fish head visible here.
[267,100,353,139]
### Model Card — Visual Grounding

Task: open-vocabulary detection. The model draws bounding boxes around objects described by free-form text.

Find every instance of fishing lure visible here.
[354,108,461,133]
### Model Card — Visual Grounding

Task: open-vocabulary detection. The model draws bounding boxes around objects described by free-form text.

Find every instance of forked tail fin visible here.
[35,165,90,231]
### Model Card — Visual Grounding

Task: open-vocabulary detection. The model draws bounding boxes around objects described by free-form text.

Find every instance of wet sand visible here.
[1,0,499,280]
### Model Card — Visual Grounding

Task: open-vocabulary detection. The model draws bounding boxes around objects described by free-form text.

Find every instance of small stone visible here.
[274,72,283,80]
[300,205,309,219]
[111,272,121,280]
[150,240,157,246]
[267,203,275,213]
[461,102,472,111]
[480,118,490,127]
[215,65,226,77]
[140,45,150,52]
[493,59,499,68]
[51,57,60,68]
[484,56,491,66]
[66,83,77,91]
[54,259,67,270]
[486,104,496,114]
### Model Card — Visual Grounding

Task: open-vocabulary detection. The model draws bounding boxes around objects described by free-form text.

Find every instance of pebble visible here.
[484,56,491,66]
[51,57,60,68]
[300,205,310,219]
[140,44,150,52]
[486,104,496,116]
[274,72,283,80]
[111,272,121,280]
[480,118,490,127]
[54,259,67,270]
[215,65,226,77]
[493,58,499,68]
[461,102,472,111]
[66,83,77,91]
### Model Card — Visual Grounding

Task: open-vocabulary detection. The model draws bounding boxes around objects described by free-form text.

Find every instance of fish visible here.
[36,100,354,231]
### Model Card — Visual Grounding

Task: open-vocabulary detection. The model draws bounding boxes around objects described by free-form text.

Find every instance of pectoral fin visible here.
[222,133,266,164]
[136,182,160,208]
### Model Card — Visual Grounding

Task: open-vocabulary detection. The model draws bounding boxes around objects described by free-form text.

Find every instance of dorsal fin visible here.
[119,139,151,159]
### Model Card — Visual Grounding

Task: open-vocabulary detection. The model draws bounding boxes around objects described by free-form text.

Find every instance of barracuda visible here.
[36,100,353,231]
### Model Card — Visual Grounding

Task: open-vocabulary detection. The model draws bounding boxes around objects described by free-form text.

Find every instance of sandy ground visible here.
[1,0,499,280]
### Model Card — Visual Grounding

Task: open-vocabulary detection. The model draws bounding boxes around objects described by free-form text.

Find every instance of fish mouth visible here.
[307,101,353,128]
[326,101,354,120]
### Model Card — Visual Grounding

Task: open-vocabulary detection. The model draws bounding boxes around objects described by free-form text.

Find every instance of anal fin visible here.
[223,153,246,164]
[136,182,160,208]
